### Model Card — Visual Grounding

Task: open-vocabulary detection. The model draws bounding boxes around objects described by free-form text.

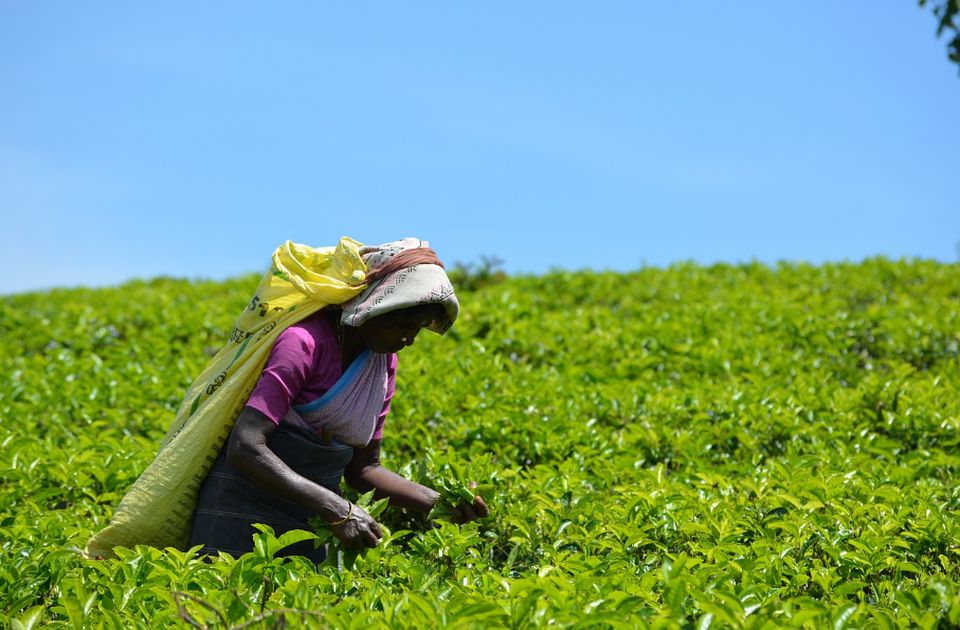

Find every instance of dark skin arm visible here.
[226,406,382,549]
[339,309,489,521]
[345,438,489,523]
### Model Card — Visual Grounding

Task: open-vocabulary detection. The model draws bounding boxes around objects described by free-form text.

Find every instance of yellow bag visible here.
[85,238,368,558]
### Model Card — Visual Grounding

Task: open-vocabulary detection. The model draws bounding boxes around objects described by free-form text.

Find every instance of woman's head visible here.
[339,238,459,335]
[354,303,447,353]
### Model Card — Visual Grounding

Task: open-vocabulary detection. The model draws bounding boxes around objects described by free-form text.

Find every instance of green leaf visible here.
[834,581,868,598]
[275,528,318,552]
[10,605,45,630]
[833,604,858,630]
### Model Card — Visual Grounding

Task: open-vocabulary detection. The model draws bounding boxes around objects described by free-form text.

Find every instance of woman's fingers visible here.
[332,522,360,549]
[335,527,361,550]
[356,516,381,548]
[350,505,382,546]
[457,502,478,522]
[473,496,489,518]
[447,496,490,524]
[337,524,379,549]
[355,518,381,548]
[361,526,380,548]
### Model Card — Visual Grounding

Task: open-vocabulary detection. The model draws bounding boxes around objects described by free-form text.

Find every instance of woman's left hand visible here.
[449,495,489,524]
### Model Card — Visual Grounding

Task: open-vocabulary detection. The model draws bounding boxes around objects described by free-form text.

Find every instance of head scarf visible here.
[339,238,459,334]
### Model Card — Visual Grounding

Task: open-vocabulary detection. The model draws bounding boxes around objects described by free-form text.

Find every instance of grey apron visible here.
[188,424,354,562]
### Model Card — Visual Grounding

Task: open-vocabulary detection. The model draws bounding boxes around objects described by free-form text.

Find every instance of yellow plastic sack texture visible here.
[85,237,368,558]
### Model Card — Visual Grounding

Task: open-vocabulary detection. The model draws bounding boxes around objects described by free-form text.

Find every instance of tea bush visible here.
[1,258,959,628]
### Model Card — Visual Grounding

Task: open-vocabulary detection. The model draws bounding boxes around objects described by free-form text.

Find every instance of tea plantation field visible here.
[2,259,960,628]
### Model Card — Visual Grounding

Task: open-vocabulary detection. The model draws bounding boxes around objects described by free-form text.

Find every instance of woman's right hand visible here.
[449,495,489,524]
[328,502,382,549]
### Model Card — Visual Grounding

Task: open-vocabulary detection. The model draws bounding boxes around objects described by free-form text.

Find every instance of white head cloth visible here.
[339,238,459,334]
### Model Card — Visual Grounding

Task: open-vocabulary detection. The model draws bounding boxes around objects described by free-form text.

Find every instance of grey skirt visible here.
[188,424,354,563]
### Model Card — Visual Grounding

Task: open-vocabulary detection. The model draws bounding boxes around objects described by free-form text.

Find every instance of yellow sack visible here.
[85,237,368,558]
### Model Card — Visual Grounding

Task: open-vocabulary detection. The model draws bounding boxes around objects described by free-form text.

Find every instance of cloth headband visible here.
[361,248,445,285]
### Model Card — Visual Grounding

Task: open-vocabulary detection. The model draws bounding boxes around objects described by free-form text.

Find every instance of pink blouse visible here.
[245,310,397,441]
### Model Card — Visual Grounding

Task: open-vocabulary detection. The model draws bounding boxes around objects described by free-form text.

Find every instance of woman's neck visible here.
[337,322,367,371]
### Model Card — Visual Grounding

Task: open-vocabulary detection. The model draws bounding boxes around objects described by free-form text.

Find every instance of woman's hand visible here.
[448,495,489,524]
[327,502,383,549]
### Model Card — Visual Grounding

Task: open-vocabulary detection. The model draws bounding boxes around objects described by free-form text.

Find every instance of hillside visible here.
[2,259,959,628]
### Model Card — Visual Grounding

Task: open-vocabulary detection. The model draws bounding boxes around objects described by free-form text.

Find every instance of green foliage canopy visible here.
[1,258,959,627]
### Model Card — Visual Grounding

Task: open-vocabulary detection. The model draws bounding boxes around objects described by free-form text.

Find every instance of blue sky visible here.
[2,3,958,295]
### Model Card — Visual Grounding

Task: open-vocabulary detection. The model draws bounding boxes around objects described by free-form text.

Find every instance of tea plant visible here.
[1,258,959,628]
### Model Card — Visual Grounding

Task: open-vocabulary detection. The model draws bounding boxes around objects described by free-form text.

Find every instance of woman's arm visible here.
[344,439,439,511]
[344,439,488,522]
[227,407,382,548]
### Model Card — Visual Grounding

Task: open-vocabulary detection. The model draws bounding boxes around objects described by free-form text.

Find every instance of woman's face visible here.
[357,307,436,353]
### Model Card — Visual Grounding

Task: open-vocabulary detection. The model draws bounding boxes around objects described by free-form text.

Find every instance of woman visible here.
[188,238,488,561]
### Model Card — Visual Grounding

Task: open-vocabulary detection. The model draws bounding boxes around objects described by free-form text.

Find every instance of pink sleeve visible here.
[372,353,398,440]
[245,328,319,424]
